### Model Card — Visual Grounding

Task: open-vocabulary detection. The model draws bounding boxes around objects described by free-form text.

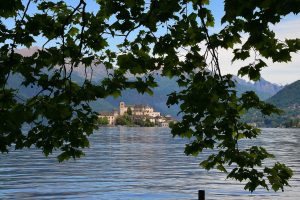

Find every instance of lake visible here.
[0,127,299,199]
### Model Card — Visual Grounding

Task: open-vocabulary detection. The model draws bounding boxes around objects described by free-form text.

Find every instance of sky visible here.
[260,18,300,85]
[206,0,300,85]
[9,0,300,85]
[216,16,300,85]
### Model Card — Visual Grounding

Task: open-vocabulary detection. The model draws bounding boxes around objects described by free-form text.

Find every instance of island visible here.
[98,102,176,127]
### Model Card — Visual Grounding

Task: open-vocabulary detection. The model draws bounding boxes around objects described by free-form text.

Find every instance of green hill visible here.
[267,80,300,108]
[243,80,300,128]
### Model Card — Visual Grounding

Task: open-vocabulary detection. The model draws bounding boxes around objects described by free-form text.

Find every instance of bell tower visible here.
[119,102,126,115]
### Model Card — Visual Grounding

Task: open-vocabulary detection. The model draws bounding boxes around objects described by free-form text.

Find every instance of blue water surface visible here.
[0,127,299,200]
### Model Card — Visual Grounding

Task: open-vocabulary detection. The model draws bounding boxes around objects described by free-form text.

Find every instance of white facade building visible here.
[99,102,176,127]
[119,102,161,117]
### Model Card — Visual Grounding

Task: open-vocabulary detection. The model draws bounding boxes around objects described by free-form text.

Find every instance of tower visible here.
[119,102,126,115]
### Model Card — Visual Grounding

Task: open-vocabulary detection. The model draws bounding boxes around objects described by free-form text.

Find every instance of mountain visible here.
[267,80,300,108]
[10,47,284,119]
[243,80,300,128]
[265,80,300,127]
[104,75,180,117]
[234,76,283,100]
[8,72,283,119]
[103,75,282,118]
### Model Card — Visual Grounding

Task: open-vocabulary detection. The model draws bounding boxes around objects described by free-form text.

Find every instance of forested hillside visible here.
[268,80,300,108]
[243,80,300,128]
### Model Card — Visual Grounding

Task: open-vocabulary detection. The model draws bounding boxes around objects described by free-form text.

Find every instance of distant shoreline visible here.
[98,125,170,128]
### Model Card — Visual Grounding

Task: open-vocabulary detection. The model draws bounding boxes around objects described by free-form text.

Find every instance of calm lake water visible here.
[0,127,299,200]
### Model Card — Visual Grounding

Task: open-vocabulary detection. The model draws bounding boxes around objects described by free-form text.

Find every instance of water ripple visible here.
[0,127,299,199]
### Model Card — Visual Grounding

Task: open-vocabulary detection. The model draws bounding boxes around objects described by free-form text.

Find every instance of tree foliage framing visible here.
[0,0,299,192]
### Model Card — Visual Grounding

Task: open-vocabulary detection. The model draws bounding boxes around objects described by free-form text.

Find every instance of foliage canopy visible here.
[1,0,299,192]
[98,116,109,125]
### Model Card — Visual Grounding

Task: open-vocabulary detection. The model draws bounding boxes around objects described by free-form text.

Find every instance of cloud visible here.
[271,18,300,40]
[219,18,300,85]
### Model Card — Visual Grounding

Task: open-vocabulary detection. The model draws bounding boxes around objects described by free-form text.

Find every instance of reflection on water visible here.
[0,127,299,199]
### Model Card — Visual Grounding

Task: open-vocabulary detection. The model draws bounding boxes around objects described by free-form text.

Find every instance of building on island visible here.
[98,102,175,126]
[98,110,118,125]
[119,102,161,117]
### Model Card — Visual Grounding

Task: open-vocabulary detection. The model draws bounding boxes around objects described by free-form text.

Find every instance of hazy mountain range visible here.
[62,61,284,116]
[10,47,286,119]
[8,68,284,119]
[234,76,283,100]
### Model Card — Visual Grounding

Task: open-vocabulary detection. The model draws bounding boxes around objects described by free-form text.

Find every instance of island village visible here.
[98,102,176,127]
